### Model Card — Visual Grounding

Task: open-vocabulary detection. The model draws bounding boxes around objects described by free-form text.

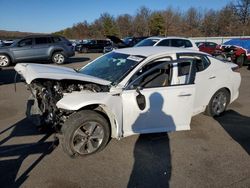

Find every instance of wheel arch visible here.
[50,48,65,58]
[77,103,119,139]
[210,87,231,103]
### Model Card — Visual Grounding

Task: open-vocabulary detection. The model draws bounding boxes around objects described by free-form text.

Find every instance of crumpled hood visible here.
[14,63,111,85]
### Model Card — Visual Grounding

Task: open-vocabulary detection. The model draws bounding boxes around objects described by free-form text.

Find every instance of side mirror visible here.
[136,86,146,111]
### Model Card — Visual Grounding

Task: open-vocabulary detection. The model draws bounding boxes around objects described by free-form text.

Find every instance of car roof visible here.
[146,36,192,40]
[23,34,63,39]
[114,46,204,57]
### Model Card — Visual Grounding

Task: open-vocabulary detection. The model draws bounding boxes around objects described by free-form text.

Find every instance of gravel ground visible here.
[0,53,249,188]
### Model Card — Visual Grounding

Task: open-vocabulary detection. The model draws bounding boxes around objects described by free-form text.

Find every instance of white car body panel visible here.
[14,63,111,85]
[56,91,123,138]
[122,85,195,137]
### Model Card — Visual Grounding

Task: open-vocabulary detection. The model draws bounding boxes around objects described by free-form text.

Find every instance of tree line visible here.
[54,0,250,39]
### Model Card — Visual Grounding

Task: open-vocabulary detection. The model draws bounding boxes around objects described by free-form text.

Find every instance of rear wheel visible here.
[81,47,88,53]
[0,54,10,67]
[52,52,65,64]
[61,110,110,157]
[236,54,245,68]
[205,89,230,117]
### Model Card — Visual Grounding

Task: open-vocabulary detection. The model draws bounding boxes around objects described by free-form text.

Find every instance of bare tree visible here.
[201,10,218,37]
[133,6,151,36]
[235,0,250,24]
[161,8,183,36]
[116,14,133,38]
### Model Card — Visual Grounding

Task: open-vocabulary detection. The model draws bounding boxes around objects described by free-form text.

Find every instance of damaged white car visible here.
[15,47,241,156]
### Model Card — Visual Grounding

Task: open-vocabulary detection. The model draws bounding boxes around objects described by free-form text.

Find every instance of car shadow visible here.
[128,92,173,188]
[215,110,250,155]
[0,68,21,85]
[0,118,58,188]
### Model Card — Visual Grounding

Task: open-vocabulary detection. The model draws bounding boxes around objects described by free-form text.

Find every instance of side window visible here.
[184,40,192,48]
[35,37,49,45]
[128,57,172,86]
[130,63,172,89]
[178,54,210,73]
[18,38,32,47]
[157,39,170,46]
[171,39,185,47]
[52,37,61,43]
[207,42,217,48]
[178,62,191,76]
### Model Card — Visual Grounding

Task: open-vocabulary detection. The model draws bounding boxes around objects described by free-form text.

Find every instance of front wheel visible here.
[52,52,66,64]
[61,110,110,157]
[205,89,230,117]
[0,54,11,67]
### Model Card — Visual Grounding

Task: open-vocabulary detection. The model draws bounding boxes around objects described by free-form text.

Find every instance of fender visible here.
[56,91,123,139]
[49,47,65,57]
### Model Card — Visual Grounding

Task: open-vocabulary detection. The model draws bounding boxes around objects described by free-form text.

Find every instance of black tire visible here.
[205,88,230,117]
[0,54,11,67]
[236,54,245,68]
[81,47,88,53]
[60,110,110,157]
[214,54,226,61]
[52,51,66,64]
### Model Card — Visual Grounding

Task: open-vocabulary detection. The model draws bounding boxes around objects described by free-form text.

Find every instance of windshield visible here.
[135,38,159,47]
[79,52,145,84]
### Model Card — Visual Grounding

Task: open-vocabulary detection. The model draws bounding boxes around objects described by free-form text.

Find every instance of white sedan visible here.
[15,47,241,156]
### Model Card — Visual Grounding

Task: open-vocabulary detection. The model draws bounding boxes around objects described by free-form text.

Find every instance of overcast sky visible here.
[0,0,232,33]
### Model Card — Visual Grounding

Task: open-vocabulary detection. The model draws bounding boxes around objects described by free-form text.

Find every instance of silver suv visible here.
[0,35,75,67]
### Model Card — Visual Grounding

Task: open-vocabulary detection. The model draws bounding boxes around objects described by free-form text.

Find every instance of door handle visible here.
[209,76,216,79]
[178,93,192,97]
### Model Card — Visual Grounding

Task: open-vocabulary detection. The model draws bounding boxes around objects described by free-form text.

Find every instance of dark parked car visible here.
[0,35,75,67]
[196,42,221,55]
[75,39,111,53]
[103,36,148,53]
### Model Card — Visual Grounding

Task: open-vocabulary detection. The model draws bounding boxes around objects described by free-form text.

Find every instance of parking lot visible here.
[0,53,250,188]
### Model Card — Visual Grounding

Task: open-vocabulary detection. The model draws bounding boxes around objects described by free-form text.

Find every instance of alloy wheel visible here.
[0,55,9,67]
[53,54,65,64]
[211,91,227,115]
[72,121,104,154]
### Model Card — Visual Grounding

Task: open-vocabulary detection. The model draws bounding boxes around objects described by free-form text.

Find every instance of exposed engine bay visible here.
[26,79,109,131]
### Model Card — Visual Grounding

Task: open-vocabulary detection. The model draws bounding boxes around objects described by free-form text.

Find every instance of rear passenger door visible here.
[177,53,213,114]
[32,37,52,58]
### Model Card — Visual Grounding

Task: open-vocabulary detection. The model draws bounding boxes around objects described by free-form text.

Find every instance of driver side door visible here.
[11,38,34,60]
[121,59,196,137]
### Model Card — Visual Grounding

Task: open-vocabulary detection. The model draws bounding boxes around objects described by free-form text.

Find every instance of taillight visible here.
[232,66,240,72]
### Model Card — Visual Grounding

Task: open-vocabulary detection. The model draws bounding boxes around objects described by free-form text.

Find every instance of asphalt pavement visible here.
[0,53,249,188]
